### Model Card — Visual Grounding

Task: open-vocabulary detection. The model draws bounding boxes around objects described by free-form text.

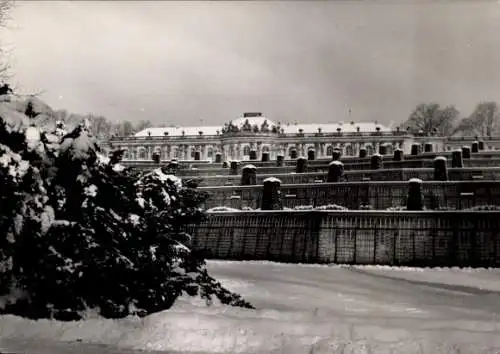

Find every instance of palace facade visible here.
[106,112,499,162]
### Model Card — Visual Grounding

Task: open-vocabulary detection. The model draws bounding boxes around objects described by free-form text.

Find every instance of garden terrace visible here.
[189,158,500,176]
[119,150,500,170]
[186,210,500,267]
[187,150,500,168]
[121,157,500,176]
[183,167,500,187]
[200,180,500,211]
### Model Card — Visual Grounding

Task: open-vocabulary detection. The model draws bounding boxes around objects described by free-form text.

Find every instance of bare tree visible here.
[0,0,13,82]
[454,101,500,137]
[401,103,459,136]
[112,120,135,137]
[86,114,113,140]
[135,119,153,132]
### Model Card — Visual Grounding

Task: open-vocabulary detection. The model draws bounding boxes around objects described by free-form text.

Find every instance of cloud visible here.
[3,1,500,126]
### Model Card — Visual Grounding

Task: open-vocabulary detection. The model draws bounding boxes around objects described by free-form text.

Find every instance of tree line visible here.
[401,101,500,138]
[49,108,157,142]
[48,100,500,142]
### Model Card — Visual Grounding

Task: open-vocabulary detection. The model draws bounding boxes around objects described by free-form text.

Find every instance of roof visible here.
[281,122,389,134]
[135,125,221,137]
[134,116,390,138]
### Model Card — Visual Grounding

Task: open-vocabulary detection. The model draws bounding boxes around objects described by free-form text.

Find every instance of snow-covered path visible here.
[2,261,500,353]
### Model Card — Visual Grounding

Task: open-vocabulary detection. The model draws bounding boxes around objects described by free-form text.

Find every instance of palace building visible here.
[106,112,496,162]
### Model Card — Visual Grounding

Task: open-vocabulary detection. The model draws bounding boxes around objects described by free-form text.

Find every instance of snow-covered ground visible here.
[2,261,500,353]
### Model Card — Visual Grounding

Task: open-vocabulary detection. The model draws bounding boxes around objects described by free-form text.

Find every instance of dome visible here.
[223,113,279,133]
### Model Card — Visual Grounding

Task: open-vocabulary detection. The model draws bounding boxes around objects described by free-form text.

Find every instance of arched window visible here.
[123,150,129,159]
[207,148,214,158]
[366,145,374,156]
[288,146,296,157]
[345,145,353,156]
[243,146,251,156]
[385,144,393,155]
[138,149,147,159]
[163,149,170,160]
[326,146,334,156]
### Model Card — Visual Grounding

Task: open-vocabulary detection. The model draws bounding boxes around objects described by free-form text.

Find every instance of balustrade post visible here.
[261,177,283,210]
[327,161,345,182]
[296,156,307,173]
[370,153,383,170]
[451,150,463,168]
[241,164,257,186]
[407,178,424,211]
[433,156,448,181]
[230,160,239,175]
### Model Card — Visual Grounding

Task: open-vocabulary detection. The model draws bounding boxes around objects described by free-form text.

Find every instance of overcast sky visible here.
[3,0,500,127]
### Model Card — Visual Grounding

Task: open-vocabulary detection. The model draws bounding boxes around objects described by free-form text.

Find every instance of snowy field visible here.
[2,261,500,354]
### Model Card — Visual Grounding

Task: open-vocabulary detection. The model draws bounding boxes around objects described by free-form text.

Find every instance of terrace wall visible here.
[188,167,500,187]
[189,153,500,169]
[188,211,500,267]
[121,151,500,170]
[200,181,500,210]
[171,158,500,177]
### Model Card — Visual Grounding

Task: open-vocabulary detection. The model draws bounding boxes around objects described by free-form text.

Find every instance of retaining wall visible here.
[188,211,500,267]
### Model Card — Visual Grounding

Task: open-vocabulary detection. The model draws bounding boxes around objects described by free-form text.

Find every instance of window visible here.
[262,146,270,153]
[138,149,146,159]
[123,150,129,159]
[326,146,334,156]
[345,145,353,156]
[243,146,251,156]
[207,148,214,158]
[366,145,374,156]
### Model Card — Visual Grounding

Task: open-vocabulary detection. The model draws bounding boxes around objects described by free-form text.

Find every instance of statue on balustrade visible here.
[242,119,252,132]
[222,121,240,134]
[260,119,269,133]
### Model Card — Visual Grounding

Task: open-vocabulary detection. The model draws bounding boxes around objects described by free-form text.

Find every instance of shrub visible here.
[0,89,253,321]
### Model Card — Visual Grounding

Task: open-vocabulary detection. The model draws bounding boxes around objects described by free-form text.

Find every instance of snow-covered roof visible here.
[135,126,221,138]
[133,116,391,138]
[281,122,389,134]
